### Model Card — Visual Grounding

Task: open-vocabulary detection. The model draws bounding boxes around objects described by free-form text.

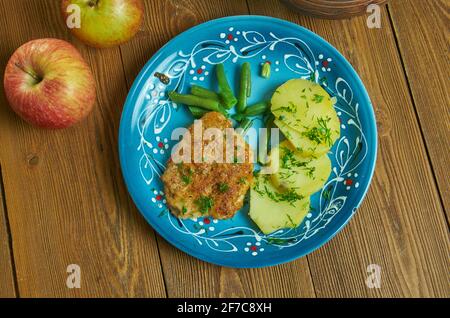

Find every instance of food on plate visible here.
[261,61,271,79]
[169,91,224,114]
[161,112,254,219]
[3,38,96,129]
[216,64,237,109]
[166,65,339,235]
[249,173,310,234]
[271,79,340,157]
[247,79,340,234]
[236,62,251,113]
[190,85,221,103]
[61,0,144,48]
[269,140,331,198]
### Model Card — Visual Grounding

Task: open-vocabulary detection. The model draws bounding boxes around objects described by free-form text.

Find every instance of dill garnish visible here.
[272,102,297,113]
[253,176,304,207]
[312,94,324,103]
[302,116,332,146]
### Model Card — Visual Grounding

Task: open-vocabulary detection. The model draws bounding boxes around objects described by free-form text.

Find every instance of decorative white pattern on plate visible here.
[135,28,367,254]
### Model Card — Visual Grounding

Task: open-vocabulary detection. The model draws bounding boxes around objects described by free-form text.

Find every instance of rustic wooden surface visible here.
[0,0,448,298]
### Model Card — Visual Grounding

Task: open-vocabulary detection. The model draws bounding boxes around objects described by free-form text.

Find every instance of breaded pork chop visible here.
[161,112,254,219]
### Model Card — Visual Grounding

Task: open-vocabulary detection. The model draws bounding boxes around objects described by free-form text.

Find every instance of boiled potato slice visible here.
[249,174,310,234]
[269,140,332,197]
[271,79,340,157]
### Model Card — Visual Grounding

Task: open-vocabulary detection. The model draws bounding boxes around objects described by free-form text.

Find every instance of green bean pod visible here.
[168,91,221,112]
[216,64,237,109]
[190,85,221,102]
[237,62,251,113]
[237,118,253,136]
[188,106,209,119]
[243,101,270,116]
[258,115,275,165]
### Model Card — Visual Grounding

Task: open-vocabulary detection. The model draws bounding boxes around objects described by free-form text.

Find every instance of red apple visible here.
[3,38,96,129]
[61,0,144,48]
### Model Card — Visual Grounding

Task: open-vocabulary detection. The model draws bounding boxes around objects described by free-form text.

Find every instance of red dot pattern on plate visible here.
[345,179,353,186]
[250,246,257,251]
[203,218,211,224]
[156,195,162,201]
[322,60,329,67]
[227,34,233,40]
[158,142,164,148]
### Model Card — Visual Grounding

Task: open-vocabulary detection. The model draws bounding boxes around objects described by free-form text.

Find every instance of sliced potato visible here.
[269,140,331,198]
[271,79,340,157]
[249,174,310,234]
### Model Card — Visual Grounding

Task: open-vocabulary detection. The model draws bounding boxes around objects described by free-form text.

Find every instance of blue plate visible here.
[119,16,377,268]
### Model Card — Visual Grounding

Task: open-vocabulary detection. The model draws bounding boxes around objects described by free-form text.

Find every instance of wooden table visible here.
[0,0,448,298]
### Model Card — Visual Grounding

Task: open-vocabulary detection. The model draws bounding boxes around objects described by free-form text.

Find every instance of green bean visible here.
[188,106,209,119]
[216,64,237,109]
[258,115,275,165]
[237,62,251,113]
[168,91,221,112]
[243,101,270,116]
[190,85,221,102]
[247,67,252,98]
[232,113,246,122]
[237,118,253,136]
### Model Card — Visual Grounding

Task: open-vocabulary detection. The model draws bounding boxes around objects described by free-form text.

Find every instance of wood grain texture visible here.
[0,167,17,297]
[388,0,450,219]
[282,0,389,19]
[119,0,316,298]
[0,0,165,297]
[248,0,450,297]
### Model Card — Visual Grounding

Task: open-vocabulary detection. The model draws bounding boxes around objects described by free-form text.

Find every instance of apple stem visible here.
[14,62,42,83]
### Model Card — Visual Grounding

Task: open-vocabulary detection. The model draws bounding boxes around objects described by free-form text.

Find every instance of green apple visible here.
[61,0,144,48]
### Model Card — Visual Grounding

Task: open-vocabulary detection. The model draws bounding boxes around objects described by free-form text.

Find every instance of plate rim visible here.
[118,15,378,268]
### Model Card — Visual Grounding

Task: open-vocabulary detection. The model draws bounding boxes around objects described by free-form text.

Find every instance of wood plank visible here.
[119,0,316,298]
[248,0,450,297]
[388,0,450,219]
[0,0,166,297]
[0,167,17,297]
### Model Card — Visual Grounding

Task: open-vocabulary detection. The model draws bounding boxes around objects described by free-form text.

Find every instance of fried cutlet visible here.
[161,112,254,219]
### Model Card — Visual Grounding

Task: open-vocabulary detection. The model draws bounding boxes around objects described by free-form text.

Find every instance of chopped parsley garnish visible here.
[178,163,193,185]
[194,196,214,215]
[182,206,187,215]
[181,175,192,185]
[218,182,229,193]
[238,177,247,185]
